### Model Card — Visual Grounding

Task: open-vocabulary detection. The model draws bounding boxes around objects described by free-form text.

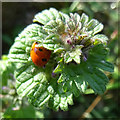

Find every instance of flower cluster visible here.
[37,10,109,64]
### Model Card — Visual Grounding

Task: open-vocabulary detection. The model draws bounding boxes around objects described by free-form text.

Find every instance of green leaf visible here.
[44,19,65,34]
[15,62,74,111]
[87,44,114,72]
[15,63,53,108]
[91,34,108,45]
[64,45,83,64]
[16,64,48,97]
[80,13,89,27]
[64,51,73,63]
[42,34,64,52]
[73,13,81,24]
[0,55,16,86]
[53,64,63,73]
[54,63,88,96]
[88,44,108,60]
[8,24,48,63]
[93,23,103,35]
[33,8,60,25]
[59,11,70,23]
[82,67,108,94]
[89,59,114,72]
[70,45,83,63]
[48,91,73,111]
[73,13,82,31]
[55,44,113,95]
[82,44,114,94]
[2,104,43,118]
[87,19,99,31]
[86,19,103,35]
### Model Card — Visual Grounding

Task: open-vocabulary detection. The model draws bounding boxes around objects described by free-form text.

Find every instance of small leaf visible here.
[64,45,83,64]
[53,64,63,74]
[57,74,64,83]
[80,13,89,27]
[64,52,72,63]
[73,13,81,24]
[93,23,103,35]
[71,80,80,97]
[72,55,80,64]
[59,94,68,111]
[91,34,108,45]
[87,20,103,36]
[87,19,99,31]
[66,92,73,105]
[59,11,70,23]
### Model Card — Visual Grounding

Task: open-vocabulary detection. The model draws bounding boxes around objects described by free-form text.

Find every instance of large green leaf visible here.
[14,62,73,111]
[33,8,60,25]
[54,44,114,95]
[8,24,48,63]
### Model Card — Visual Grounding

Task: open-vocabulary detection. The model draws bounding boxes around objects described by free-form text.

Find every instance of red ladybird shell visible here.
[30,42,51,67]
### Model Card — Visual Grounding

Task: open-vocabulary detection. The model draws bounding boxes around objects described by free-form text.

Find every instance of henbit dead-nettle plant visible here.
[8,8,114,111]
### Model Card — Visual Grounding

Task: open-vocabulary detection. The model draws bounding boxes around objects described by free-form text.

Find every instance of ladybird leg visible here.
[43,65,46,69]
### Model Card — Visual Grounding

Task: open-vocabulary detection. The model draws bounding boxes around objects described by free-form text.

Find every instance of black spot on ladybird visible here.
[39,48,43,51]
[35,42,39,44]
[42,58,47,62]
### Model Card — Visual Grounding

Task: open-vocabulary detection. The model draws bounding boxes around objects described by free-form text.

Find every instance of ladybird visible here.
[30,42,51,67]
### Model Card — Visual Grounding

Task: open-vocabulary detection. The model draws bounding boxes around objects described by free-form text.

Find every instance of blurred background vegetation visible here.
[1,2,120,119]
